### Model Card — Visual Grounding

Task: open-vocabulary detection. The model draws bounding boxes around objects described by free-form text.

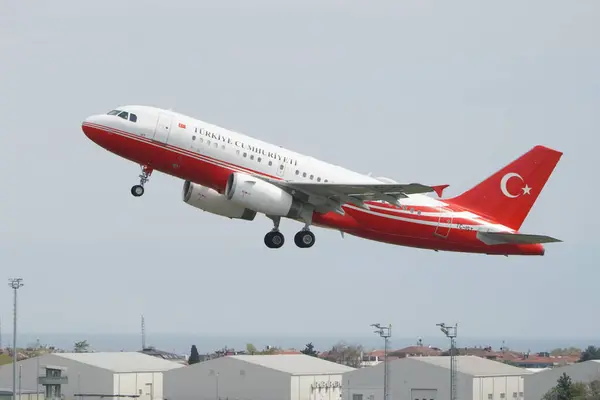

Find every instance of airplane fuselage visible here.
[81,105,553,256]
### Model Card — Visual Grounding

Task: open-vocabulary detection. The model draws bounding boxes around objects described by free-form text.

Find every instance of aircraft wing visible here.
[260,177,449,214]
[477,231,562,245]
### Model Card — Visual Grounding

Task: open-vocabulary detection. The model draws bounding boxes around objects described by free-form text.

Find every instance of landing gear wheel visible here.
[294,230,315,248]
[131,165,153,197]
[264,231,285,249]
[131,185,144,197]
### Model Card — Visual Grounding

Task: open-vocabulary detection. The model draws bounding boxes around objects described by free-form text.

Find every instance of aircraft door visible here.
[433,207,453,238]
[153,113,172,144]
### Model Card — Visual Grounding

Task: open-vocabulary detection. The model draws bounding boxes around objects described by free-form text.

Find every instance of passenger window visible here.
[258,157,262,163]
[117,111,128,120]
[310,174,314,180]
[213,142,217,148]
[129,113,137,122]
[250,155,254,160]
[296,170,299,175]
[192,136,196,141]
[268,161,272,166]
[317,177,321,182]
[236,150,240,155]
[279,165,284,170]
[207,141,211,146]
[324,179,328,182]
[243,152,247,157]
[303,172,307,177]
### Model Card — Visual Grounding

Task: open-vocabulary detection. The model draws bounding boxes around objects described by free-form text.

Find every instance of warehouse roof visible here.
[229,354,355,375]
[54,352,185,373]
[411,356,531,377]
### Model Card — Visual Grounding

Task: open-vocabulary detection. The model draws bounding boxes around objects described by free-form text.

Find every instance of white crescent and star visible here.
[500,172,531,198]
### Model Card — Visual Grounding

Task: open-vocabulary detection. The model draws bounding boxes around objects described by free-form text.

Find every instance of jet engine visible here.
[182,180,257,221]
[224,172,306,218]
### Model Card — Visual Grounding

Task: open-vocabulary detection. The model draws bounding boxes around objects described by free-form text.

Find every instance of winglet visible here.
[431,184,450,198]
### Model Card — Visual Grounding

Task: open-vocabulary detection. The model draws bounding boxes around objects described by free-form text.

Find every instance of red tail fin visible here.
[448,145,563,231]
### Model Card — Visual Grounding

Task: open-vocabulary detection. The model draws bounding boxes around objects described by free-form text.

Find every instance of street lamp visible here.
[8,278,24,400]
[371,323,392,400]
[436,323,458,400]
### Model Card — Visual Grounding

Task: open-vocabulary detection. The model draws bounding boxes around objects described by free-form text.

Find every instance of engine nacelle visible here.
[182,180,257,221]
[224,172,305,218]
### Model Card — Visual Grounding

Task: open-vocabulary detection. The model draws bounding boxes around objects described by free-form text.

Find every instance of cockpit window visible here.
[107,109,137,122]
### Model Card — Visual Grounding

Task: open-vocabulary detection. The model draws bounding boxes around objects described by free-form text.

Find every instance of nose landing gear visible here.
[131,165,153,197]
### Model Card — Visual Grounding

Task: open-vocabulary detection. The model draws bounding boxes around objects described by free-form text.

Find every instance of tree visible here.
[246,343,257,355]
[73,340,89,353]
[580,346,600,362]
[323,341,363,368]
[301,342,318,357]
[551,347,582,357]
[188,345,200,364]
[541,373,589,400]
[259,346,281,355]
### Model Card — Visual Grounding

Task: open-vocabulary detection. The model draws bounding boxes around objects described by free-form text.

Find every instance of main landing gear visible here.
[264,217,315,249]
[131,165,153,197]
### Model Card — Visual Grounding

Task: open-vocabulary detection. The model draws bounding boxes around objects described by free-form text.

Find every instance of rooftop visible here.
[411,356,531,377]
[229,354,355,375]
[53,352,185,373]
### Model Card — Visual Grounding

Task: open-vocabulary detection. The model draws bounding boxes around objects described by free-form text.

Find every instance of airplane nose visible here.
[81,115,101,140]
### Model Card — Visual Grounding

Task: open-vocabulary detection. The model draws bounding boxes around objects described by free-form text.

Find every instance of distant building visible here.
[0,352,184,400]
[344,355,532,400]
[139,347,187,365]
[360,346,442,368]
[164,354,354,400]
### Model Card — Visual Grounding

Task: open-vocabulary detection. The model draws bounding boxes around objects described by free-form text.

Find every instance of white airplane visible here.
[82,105,562,255]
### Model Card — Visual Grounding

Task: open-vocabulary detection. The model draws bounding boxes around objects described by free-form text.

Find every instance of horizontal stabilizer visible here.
[477,231,562,246]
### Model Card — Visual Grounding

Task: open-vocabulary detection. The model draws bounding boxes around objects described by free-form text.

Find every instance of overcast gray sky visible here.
[0,0,598,342]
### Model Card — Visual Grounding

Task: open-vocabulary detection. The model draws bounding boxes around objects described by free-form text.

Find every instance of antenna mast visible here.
[141,315,146,350]
[437,322,458,400]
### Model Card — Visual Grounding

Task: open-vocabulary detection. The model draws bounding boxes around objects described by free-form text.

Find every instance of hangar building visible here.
[0,352,184,400]
[164,354,355,400]
[524,359,600,399]
[343,355,531,400]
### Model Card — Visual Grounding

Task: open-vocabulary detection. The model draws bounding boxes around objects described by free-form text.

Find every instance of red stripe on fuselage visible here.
[81,122,544,256]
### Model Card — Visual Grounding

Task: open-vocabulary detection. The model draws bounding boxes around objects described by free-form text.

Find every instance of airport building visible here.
[0,352,184,400]
[524,359,600,400]
[343,355,531,400]
[164,353,355,400]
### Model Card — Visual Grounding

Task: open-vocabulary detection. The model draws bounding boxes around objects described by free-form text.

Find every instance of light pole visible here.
[437,323,458,400]
[8,278,24,400]
[371,323,392,400]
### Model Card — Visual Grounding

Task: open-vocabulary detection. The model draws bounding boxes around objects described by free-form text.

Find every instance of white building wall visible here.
[472,376,524,400]
[164,357,291,400]
[0,355,113,399]
[344,359,474,400]
[290,374,343,400]
[114,372,165,400]
[524,361,600,400]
